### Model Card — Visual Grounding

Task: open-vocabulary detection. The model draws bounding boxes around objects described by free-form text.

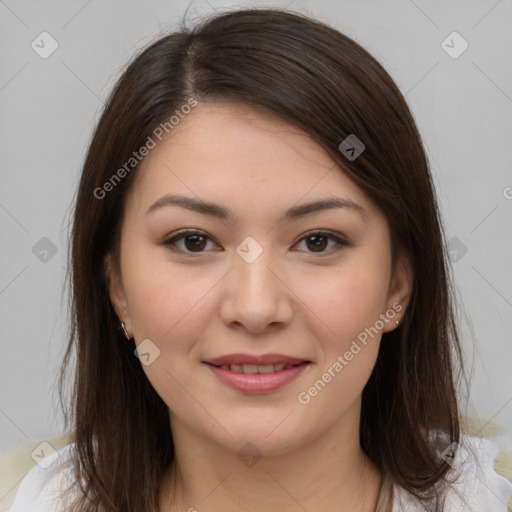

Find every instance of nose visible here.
[218,241,293,334]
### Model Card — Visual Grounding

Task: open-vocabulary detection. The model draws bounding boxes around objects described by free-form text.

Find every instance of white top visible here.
[6,434,512,511]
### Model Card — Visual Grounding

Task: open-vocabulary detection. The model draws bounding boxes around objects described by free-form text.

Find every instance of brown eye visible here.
[161,230,217,254]
[182,234,207,252]
[294,231,348,254]
[305,234,328,252]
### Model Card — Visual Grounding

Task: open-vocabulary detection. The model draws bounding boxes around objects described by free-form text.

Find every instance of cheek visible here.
[120,246,218,411]
[305,259,390,348]
[120,242,214,347]
[296,270,387,421]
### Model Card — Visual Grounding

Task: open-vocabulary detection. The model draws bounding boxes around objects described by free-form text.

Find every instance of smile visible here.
[204,361,311,393]
[213,363,299,373]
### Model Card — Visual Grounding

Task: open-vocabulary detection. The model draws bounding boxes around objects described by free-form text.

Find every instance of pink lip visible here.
[204,361,311,393]
[204,353,309,366]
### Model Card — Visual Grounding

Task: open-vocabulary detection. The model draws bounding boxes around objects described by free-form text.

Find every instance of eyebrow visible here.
[145,194,366,222]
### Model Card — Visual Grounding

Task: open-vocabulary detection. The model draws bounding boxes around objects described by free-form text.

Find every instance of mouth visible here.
[202,359,312,393]
[204,362,309,374]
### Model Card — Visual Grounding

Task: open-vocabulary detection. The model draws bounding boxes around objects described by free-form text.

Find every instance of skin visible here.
[105,101,413,512]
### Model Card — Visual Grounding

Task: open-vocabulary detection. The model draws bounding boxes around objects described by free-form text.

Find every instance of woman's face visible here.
[105,101,412,456]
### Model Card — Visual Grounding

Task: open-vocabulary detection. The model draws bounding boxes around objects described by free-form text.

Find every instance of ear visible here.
[382,251,413,333]
[103,252,133,336]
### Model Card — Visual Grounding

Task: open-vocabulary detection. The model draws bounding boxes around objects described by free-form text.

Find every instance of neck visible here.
[159,408,383,512]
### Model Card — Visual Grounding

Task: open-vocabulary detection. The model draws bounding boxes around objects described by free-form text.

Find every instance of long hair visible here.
[59,8,467,511]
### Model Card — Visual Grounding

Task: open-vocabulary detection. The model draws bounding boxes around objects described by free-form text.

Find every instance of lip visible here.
[204,353,310,366]
[204,361,311,393]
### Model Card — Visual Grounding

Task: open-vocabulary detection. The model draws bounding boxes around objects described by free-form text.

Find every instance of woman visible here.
[5,7,512,512]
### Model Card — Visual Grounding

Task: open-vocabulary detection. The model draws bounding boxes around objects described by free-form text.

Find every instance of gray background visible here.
[1,0,511,457]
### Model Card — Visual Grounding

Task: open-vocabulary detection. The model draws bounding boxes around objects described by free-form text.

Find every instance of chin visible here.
[212,420,309,458]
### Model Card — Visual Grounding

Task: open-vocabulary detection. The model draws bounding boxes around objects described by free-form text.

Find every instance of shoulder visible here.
[0,435,78,512]
[392,433,512,511]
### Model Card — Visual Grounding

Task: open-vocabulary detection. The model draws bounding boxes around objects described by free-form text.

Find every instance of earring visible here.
[396,320,400,326]
[119,321,131,340]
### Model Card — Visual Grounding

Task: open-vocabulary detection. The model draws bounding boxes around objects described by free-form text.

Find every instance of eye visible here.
[293,231,349,254]
[161,230,219,254]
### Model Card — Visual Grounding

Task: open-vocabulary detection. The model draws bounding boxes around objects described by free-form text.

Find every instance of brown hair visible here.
[59,7,468,511]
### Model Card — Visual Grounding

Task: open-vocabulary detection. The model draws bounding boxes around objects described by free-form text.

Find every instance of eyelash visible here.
[160,229,349,256]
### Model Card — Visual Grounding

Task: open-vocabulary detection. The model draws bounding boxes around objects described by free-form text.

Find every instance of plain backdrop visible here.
[1,0,511,457]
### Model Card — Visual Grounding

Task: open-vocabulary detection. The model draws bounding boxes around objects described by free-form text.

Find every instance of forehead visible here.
[124,101,375,221]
